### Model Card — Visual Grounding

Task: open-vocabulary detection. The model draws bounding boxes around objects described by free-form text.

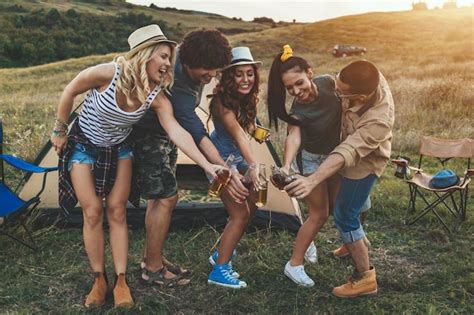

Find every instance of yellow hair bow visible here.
[280,44,293,62]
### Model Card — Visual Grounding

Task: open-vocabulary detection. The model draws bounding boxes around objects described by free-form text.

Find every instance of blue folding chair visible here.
[0,119,58,251]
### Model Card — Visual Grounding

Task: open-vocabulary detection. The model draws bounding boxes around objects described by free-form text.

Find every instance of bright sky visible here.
[128,0,473,22]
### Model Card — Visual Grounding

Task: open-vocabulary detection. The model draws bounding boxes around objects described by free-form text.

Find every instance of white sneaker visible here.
[284,261,315,287]
[304,241,318,264]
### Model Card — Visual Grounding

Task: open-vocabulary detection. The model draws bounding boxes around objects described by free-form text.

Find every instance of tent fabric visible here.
[19,79,303,231]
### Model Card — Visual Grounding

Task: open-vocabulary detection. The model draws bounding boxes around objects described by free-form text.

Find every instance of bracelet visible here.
[54,118,68,132]
[52,130,66,137]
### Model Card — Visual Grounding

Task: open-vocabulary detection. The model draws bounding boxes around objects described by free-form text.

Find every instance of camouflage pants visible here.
[134,133,178,199]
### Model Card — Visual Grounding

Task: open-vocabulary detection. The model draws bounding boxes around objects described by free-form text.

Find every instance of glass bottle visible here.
[208,154,235,197]
[270,165,296,190]
[241,164,256,190]
[255,164,268,207]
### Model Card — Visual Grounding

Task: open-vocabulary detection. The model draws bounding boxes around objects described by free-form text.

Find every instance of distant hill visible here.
[0,0,273,68]
[1,7,472,158]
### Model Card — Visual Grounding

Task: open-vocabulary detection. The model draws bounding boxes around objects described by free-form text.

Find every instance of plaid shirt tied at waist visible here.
[58,119,140,215]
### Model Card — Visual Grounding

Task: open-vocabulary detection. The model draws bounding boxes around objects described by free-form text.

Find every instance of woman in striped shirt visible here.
[51,25,218,309]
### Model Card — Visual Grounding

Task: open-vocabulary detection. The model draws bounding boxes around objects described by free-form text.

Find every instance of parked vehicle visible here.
[332,44,367,57]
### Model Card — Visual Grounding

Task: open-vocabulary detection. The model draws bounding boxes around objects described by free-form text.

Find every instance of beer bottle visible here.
[255,163,268,207]
[208,154,235,197]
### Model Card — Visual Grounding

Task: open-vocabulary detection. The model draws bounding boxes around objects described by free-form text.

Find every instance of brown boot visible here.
[332,266,378,298]
[332,237,371,258]
[85,272,108,308]
[113,273,134,308]
[332,244,350,258]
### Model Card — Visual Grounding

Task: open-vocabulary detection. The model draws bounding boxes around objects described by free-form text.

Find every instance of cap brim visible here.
[125,39,177,59]
[223,61,262,71]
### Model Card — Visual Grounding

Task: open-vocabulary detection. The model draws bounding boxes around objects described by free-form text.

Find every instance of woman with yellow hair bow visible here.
[267,44,342,287]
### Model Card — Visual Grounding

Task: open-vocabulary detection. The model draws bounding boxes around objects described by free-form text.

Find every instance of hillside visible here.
[2,0,270,31]
[230,8,474,153]
[0,7,473,314]
[0,8,472,162]
[0,0,272,67]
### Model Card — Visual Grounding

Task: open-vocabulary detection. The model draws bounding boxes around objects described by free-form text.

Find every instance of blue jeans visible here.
[292,150,372,212]
[333,174,377,244]
[68,143,133,171]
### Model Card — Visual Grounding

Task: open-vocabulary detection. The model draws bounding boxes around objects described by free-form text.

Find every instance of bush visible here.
[0,8,178,68]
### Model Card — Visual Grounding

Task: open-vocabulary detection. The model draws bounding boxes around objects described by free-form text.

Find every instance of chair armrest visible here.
[408,166,423,173]
[391,159,408,167]
[466,169,474,177]
[0,154,58,173]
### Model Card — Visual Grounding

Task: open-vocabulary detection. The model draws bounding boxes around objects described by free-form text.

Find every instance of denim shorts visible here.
[211,134,248,177]
[333,174,377,244]
[291,149,372,212]
[291,149,327,175]
[68,143,133,171]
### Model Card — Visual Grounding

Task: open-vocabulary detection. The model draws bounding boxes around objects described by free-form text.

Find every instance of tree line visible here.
[0,6,179,68]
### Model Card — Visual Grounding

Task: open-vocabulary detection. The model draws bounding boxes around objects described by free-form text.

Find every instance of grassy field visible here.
[2,0,272,35]
[0,7,473,314]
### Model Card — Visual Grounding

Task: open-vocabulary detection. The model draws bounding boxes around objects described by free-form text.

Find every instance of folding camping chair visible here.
[392,136,473,233]
[0,119,58,251]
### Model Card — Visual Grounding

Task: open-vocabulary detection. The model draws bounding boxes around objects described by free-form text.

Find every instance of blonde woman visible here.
[51,25,218,308]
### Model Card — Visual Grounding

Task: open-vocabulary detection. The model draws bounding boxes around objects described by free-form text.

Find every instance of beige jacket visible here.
[332,74,395,179]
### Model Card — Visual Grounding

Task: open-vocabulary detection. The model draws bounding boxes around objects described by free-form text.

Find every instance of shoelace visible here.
[295,266,311,282]
[222,268,238,283]
[305,247,315,257]
[228,265,238,275]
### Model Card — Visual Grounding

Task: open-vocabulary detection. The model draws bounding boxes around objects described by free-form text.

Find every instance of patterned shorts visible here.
[133,132,178,199]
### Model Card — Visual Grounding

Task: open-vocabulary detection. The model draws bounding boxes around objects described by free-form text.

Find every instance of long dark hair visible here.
[208,64,260,133]
[267,53,311,131]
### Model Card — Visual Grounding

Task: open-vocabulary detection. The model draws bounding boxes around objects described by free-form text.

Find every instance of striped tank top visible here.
[79,63,161,146]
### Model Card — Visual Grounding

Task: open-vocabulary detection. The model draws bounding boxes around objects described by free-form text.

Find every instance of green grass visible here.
[1,175,473,313]
[2,0,271,35]
[0,7,473,314]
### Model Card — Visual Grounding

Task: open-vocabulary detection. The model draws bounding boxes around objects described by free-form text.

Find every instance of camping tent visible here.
[19,80,303,231]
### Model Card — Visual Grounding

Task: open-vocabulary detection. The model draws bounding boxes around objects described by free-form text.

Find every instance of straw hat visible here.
[125,24,177,59]
[223,47,262,70]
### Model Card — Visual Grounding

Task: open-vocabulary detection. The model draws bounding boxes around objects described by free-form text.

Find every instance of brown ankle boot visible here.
[113,273,134,308]
[332,266,378,298]
[332,244,350,258]
[85,272,108,308]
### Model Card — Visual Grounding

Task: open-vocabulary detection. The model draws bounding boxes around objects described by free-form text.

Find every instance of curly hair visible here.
[208,64,260,133]
[180,28,231,69]
[115,43,175,107]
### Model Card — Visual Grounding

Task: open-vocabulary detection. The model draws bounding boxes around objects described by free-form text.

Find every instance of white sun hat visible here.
[223,46,262,70]
[125,24,177,59]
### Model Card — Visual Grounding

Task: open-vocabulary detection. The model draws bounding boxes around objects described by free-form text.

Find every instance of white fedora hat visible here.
[223,47,262,70]
[125,24,177,59]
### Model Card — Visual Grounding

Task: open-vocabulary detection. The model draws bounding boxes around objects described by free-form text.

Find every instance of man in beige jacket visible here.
[286,60,395,298]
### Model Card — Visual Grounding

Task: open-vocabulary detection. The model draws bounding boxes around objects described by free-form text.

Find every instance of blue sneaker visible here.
[209,250,239,278]
[208,263,247,289]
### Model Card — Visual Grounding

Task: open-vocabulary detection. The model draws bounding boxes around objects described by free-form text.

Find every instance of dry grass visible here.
[2,8,472,161]
[0,8,473,314]
[3,0,270,33]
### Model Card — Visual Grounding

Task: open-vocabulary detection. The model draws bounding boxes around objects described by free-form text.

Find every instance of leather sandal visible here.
[141,266,190,287]
[140,256,189,275]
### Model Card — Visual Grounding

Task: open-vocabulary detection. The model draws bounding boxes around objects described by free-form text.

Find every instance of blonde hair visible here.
[115,43,176,107]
